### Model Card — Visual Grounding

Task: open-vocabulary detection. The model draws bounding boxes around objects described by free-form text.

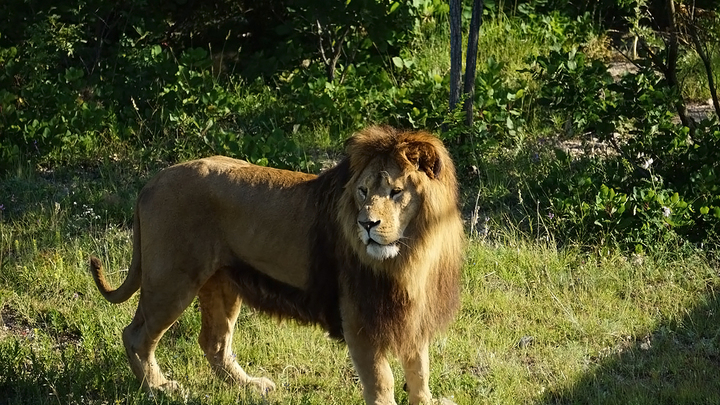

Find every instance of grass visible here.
[410,11,549,89]
[679,49,720,103]
[459,237,719,404]
[1,163,719,405]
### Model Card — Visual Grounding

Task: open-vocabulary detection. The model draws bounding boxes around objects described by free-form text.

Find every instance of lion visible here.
[89,126,464,405]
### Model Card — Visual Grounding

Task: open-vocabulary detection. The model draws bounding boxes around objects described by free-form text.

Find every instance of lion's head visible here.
[337,126,462,267]
[352,158,418,260]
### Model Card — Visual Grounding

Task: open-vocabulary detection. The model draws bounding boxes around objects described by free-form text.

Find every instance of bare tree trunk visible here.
[664,0,695,132]
[449,0,462,111]
[463,0,484,128]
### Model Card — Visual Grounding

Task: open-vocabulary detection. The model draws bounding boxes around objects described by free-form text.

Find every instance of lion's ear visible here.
[405,142,443,179]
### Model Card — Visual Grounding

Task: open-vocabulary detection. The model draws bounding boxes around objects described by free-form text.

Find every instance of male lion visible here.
[90,126,464,405]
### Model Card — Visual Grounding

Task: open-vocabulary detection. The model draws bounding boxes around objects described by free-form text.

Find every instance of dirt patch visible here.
[0,305,35,341]
[1,305,83,348]
[687,101,716,122]
[608,60,639,80]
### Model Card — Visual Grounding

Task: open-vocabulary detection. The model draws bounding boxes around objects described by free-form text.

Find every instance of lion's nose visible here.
[358,220,381,232]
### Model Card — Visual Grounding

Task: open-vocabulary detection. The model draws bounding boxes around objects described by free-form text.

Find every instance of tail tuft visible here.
[90,256,103,273]
[89,255,140,304]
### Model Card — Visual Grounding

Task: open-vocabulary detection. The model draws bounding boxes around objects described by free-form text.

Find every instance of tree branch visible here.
[316,19,330,66]
[664,0,695,133]
[327,25,351,82]
[687,11,720,121]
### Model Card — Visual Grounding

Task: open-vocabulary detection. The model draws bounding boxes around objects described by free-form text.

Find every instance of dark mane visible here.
[224,159,350,339]
[341,262,412,349]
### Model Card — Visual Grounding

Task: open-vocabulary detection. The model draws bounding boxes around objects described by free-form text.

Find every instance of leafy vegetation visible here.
[1,0,720,404]
[524,49,720,252]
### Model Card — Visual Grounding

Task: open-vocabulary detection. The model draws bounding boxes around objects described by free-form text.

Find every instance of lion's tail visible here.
[89,209,142,304]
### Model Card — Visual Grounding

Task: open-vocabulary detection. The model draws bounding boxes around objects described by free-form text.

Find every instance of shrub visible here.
[529,48,720,251]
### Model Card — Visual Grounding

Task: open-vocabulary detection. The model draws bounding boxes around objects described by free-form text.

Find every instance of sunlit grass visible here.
[410,11,549,88]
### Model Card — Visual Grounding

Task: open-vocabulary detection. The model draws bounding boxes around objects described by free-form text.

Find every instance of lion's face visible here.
[352,159,419,261]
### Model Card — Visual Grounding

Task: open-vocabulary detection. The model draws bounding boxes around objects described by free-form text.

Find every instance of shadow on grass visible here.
[540,287,720,405]
[0,343,136,405]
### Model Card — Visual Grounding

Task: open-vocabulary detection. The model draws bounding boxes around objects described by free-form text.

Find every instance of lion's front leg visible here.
[399,340,432,405]
[345,331,397,405]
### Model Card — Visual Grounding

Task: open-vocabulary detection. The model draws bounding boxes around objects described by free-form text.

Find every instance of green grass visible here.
[679,49,720,103]
[1,163,719,405]
[410,11,549,87]
[457,237,719,404]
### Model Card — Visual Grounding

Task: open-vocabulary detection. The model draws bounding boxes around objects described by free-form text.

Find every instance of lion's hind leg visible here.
[123,284,198,394]
[198,270,276,394]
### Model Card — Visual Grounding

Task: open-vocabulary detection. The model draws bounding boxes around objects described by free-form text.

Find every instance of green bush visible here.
[442,56,528,173]
[528,48,720,251]
[0,0,443,172]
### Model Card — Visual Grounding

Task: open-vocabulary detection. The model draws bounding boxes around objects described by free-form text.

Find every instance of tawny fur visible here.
[89,126,464,405]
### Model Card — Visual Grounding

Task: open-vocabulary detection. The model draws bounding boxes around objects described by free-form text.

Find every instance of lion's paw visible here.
[434,397,457,405]
[146,380,186,400]
[248,376,276,394]
[159,380,184,393]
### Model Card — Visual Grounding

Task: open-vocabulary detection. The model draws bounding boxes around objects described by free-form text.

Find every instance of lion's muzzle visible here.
[358,219,401,260]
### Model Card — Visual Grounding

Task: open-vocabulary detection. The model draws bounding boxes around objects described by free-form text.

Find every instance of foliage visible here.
[442,56,527,165]
[442,10,594,188]
[2,0,720,254]
[532,48,616,138]
[511,0,637,28]
[0,0,441,173]
[527,48,720,251]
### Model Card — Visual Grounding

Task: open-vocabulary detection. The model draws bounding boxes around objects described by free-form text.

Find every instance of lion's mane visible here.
[223,126,464,355]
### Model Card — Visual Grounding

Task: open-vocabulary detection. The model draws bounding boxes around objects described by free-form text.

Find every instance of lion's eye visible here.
[390,188,403,198]
[358,186,368,199]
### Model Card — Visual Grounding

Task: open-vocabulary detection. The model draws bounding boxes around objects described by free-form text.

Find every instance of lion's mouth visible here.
[367,238,398,247]
[366,239,400,260]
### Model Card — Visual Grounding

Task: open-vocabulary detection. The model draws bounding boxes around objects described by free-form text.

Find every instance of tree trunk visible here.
[449,0,462,112]
[664,0,695,133]
[463,0,484,128]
